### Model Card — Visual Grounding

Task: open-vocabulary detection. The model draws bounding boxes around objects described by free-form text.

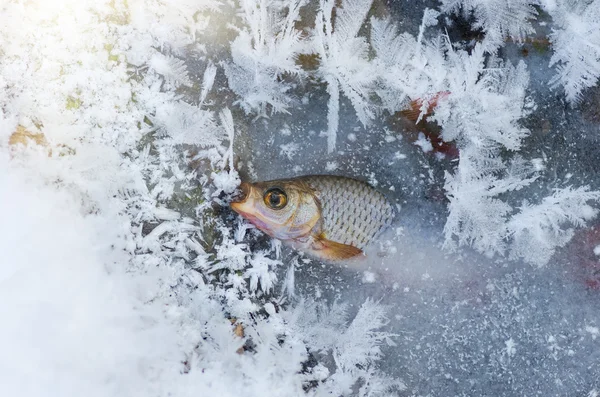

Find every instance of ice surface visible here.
[2,0,600,396]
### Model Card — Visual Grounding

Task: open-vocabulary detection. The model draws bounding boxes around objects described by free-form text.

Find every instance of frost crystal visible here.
[3,0,600,395]
[149,53,193,88]
[508,187,600,266]
[224,0,307,114]
[546,0,600,102]
[290,299,405,395]
[313,0,377,152]
[440,0,539,51]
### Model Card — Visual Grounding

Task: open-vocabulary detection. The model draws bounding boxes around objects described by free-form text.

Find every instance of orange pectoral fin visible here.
[311,237,363,261]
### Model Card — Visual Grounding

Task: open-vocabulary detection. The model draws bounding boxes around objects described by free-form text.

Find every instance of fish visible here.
[230,175,396,261]
[396,91,459,159]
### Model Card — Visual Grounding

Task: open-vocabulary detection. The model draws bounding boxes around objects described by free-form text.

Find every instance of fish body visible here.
[230,175,395,260]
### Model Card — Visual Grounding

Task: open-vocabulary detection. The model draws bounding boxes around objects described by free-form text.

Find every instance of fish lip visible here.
[229,204,276,237]
[231,182,250,204]
[230,201,244,214]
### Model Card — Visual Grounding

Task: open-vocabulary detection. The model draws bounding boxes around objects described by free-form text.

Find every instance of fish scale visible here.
[231,175,397,260]
[304,175,395,250]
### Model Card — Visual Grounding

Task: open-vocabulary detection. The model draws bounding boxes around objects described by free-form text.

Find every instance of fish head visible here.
[230,180,321,240]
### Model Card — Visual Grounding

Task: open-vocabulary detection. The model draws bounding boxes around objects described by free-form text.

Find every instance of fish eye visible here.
[263,188,287,210]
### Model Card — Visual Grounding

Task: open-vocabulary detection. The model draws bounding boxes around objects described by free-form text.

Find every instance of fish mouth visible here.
[236,211,274,236]
[231,182,250,204]
[230,201,244,214]
[230,182,253,215]
[229,200,276,237]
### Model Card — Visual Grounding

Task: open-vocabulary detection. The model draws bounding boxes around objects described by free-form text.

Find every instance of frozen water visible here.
[225,0,600,394]
[2,0,600,396]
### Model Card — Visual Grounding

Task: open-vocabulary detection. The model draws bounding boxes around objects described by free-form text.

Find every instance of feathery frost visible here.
[546,0,600,102]
[224,0,307,114]
[440,0,539,51]
[149,53,193,88]
[508,187,600,266]
[439,0,600,101]
[289,299,405,395]
[0,0,398,395]
[3,0,600,395]
[314,0,377,152]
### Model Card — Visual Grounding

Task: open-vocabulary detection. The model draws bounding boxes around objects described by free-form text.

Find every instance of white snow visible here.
[362,271,377,283]
[585,326,599,340]
[0,155,182,397]
[414,132,433,152]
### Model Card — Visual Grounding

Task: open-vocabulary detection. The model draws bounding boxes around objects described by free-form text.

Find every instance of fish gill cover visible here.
[1,0,600,396]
